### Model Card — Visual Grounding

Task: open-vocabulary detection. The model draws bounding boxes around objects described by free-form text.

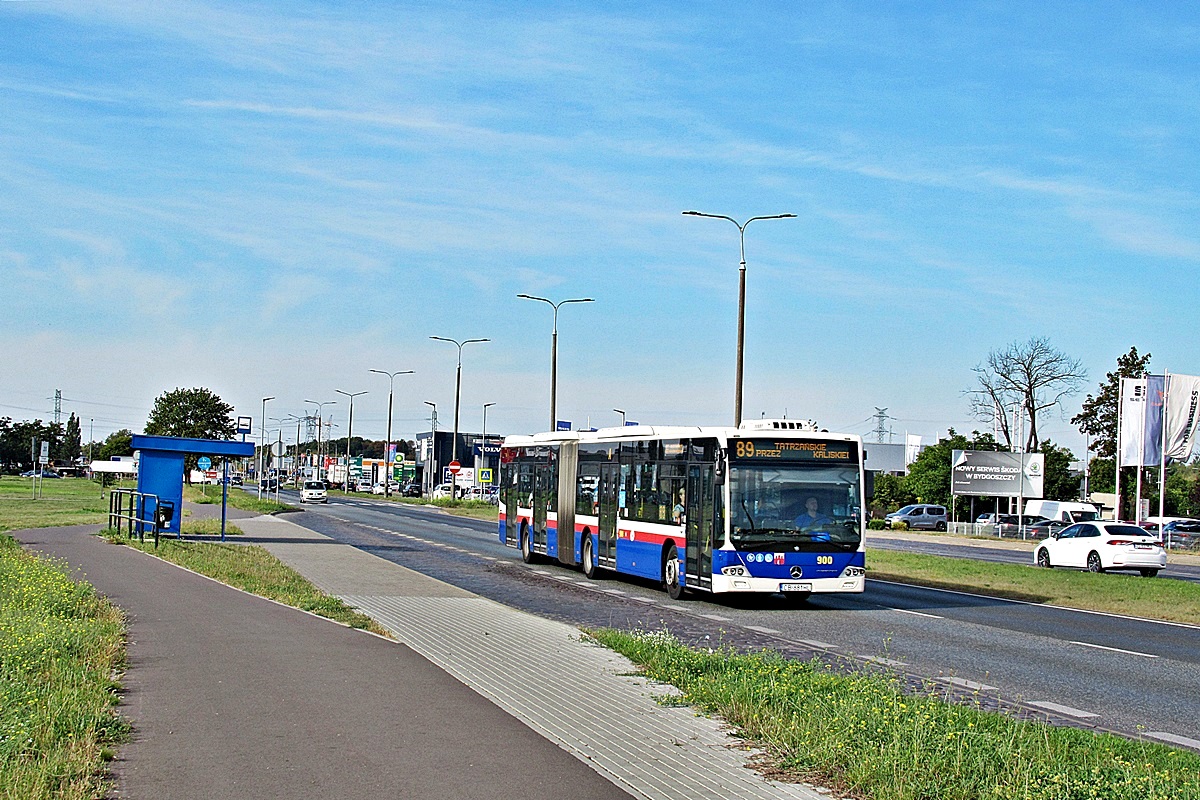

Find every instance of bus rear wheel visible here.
[663,543,686,600]
[520,525,536,564]
[581,534,599,579]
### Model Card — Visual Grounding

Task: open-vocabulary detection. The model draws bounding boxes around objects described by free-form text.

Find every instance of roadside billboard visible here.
[951,450,1044,498]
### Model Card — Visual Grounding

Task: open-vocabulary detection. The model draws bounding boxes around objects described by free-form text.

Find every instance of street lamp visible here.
[259,396,274,498]
[304,399,336,481]
[480,402,496,482]
[429,336,489,464]
[424,400,438,492]
[335,389,368,494]
[613,408,625,427]
[369,369,414,498]
[517,294,593,431]
[683,210,795,426]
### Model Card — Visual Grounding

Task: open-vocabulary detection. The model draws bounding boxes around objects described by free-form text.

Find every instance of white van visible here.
[1022,500,1099,524]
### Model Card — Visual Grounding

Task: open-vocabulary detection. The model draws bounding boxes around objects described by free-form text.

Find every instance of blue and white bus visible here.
[498,419,866,600]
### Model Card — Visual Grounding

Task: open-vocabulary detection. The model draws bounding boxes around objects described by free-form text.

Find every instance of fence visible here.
[948,522,1036,541]
[108,489,175,548]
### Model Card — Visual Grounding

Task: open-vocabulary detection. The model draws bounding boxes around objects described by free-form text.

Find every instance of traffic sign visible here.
[479,468,493,484]
[198,456,212,471]
[447,460,461,475]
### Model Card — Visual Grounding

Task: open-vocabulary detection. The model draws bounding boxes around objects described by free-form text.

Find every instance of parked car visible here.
[401,481,422,497]
[1160,519,1200,549]
[300,480,329,504]
[259,477,279,492]
[371,481,401,495]
[432,483,455,500]
[1034,521,1166,576]
[20,469,61,478]
[885,504,948,531]
[1026,519,1070,537]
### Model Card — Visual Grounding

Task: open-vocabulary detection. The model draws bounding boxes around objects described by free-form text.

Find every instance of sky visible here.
[2,1,1198,455]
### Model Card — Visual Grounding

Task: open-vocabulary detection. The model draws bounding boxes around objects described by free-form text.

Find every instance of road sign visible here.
[198,456,212,470]
[39,441,49,464]
[479,468,493,484]
[447,460,461,475]
[236,416,252,434]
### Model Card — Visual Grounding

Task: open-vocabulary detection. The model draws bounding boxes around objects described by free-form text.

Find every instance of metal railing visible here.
[108,489,175,548]
[949,522,1034,540]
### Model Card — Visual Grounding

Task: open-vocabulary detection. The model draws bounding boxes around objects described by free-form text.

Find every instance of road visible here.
[249,490,1200,751]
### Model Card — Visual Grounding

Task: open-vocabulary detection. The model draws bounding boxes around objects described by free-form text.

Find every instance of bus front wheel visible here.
[663,543,686,600]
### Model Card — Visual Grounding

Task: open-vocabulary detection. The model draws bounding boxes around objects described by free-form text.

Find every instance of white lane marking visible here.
[1069,641,1158,659]
[798,639,838,650]
[662,604,688,611]
[870,578,1200,631]
[889,607,944,619]
[942,677,998,692]
[864,656,907,668]
[1027,701,1099,719]
[1146,731,1200,750]
[744,625,780,635]
[600,589,626,596]
[628,597,656,604]
[532,569,552,575]
[698,613,733,622]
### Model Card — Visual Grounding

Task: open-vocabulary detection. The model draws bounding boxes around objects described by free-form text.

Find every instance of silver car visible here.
[885,504,948,531]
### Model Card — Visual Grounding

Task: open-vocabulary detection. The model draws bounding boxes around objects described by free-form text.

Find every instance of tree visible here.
[1071,346,1152,459]
[967,337,1087,451]
[868,472,914,517]
[95,429,134,461]
[61,413,82,462]
[145,388,235,484]
[1039,441,1081,501]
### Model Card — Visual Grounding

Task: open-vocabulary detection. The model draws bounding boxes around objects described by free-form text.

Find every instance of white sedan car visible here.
[1034,521,1166,577]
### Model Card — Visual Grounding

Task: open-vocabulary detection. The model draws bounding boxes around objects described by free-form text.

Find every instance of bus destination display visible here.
[732,439,856,463]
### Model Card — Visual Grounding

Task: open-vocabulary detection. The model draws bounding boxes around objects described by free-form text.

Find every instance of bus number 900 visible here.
[816,555,834,565]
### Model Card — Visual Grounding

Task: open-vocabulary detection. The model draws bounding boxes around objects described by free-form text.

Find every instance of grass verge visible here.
[590,628,1200,800]
[363,494,499,521]
[101,531,389,637]
[0,534,129,799]
[0,477,112,532]
[867,549,1200,625]
[183,485,293,514]
[179,518,244,536]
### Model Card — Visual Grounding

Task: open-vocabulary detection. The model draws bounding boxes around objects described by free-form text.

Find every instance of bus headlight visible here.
[840,566,865,578]
[721,566,747,577]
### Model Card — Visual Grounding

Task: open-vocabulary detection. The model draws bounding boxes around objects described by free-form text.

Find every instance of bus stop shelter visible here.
[132,434,255,535]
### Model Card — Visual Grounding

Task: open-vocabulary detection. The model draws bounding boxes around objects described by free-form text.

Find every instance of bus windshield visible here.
[729,464,861,552]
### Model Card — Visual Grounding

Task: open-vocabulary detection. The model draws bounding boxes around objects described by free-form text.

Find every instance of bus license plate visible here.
[780,582,812,593]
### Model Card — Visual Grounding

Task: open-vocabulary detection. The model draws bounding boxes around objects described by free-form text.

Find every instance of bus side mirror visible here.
[714,451,726,485]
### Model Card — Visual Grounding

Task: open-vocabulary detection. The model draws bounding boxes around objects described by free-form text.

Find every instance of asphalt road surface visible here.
[260,490,1200,750]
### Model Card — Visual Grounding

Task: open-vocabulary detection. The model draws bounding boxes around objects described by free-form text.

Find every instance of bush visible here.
[890,520,908,531]
[867,519,886,530]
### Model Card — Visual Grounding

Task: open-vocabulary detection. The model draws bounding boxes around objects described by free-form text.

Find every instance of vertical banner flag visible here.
[1165,374,1200,461]
[387,443,397,463]
[904,434,922,466]
[1143,375,1165,465]
[1118,377,1147,467]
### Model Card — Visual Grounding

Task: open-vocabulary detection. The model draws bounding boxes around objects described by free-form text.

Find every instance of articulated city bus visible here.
[498,420,866,600]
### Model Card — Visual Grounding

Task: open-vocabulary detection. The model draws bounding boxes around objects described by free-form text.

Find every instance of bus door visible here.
[534,462,553,556]
[685,463,714,590]
[503,463,519,547]
[597,462,619,568]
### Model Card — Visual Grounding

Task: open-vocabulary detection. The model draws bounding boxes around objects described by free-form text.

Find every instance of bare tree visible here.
[967,337,1087,451]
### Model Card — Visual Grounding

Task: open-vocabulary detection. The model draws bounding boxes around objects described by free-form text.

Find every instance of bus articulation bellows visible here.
[498,419,866,600]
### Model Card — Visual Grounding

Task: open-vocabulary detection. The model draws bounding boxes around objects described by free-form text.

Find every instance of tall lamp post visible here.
[480,402,495,482]
[369,369,413,497]
[683,210,795,427]
[613,408,625,427]
[429,336,488,464]
[517,294,593,431]
[258,396,274,498]
[424,401,438,492]
[335,389,368,494]
[304,399,336,481]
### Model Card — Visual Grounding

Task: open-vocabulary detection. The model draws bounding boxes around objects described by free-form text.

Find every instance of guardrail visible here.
[948,522,1035,541]
[108,489,175,548]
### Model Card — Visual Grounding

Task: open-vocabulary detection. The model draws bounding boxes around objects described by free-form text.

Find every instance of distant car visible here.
[1026,519,1070,537]
[1160,519,1200,549]
[401,481,421,497]
[259,478,279,492]
[300,481,328,504]
[229,474,244,486]
[885,504,948,531]
[21,469,61,478]
[371,481,401,495]
[1034,521,1166,576]
[432,483,455,500]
